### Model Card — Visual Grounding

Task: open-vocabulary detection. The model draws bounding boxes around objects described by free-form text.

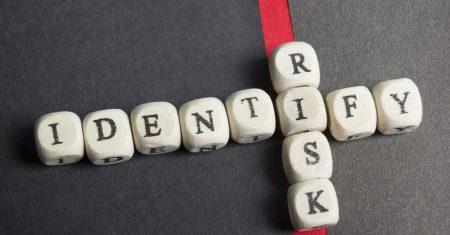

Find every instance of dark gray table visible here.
[1,0,448,234]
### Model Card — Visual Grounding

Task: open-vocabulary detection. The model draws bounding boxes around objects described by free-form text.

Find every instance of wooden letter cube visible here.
[225,88,276,144]
[269,42,320,93]
[130,102,181,155]
[276,87,327,136]
[35,111,84,166]
[179,97,229,153]
[282,132,332,184]
[288,179,339,230]
[83,109,134,165]
[326,86,376,141]
[372,78,422,134]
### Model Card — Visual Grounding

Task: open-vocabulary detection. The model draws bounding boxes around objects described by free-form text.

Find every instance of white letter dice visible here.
[269,42,320,93]
[372,78,422,135]
[288,179,339,230]
[179,97,230,153]
[130,102,181,155]
[225,88,276,144]
[83,109,134,165]
[276,87,327,136]
[282,132,332,184]
[35,111,84,166]
[326,86,376,141]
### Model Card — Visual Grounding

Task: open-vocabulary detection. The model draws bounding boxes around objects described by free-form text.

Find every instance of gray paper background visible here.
[0,0,448,234]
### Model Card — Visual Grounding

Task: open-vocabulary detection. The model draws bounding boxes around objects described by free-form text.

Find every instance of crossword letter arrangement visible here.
[269,42,422,231]
[34,41,422,231]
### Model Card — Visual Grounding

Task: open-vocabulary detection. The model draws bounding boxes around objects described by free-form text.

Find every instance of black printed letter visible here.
[346,134,362,140]
[103,156,124,164]
[304,142,320,165]
[191,110,214,134]
[390,92,410,114]
[199,145,218,152]
[241,97,259,118]
[150,146,166,154]
[142,114,162,137]
[292,98,307,120]
[306,190,329,214]
[289,53,311,74]
[48,123,63,145]
[93,118,117,141]
[395,126,414,133]
[343,95,357,118]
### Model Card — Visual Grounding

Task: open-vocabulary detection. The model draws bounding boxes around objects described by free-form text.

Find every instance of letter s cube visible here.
[282,132,332,184]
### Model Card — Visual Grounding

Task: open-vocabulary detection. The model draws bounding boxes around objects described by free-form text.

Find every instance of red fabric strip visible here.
[258,0,295,57]
[293,227,328,235]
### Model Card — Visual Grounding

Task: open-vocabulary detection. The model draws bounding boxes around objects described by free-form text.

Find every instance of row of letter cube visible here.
[276,80,422,141]
[271,42,422,140]
[35,89,276,166]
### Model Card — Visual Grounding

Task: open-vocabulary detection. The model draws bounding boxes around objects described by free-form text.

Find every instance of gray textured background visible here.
[0,0,448,234]
[291,1,450,234]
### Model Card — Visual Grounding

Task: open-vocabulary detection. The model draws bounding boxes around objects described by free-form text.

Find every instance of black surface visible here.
[0,0,449,234]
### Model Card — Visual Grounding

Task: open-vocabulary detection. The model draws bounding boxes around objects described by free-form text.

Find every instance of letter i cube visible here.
[35,111,84,165]
[276,87,327,136]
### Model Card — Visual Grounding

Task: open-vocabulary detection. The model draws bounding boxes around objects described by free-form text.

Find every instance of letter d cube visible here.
[83,109,134,165]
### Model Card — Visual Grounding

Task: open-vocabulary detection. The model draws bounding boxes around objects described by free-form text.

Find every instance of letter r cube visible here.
[269,42,320,94]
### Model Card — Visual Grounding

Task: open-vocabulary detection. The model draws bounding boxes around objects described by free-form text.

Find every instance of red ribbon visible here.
[258,0,295,57]
[293,227,328,235]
